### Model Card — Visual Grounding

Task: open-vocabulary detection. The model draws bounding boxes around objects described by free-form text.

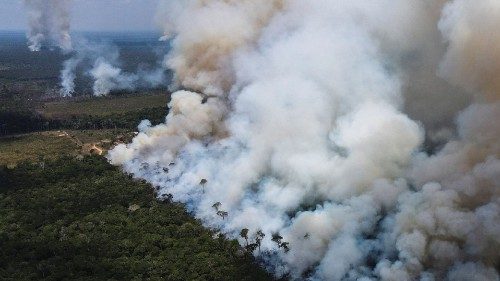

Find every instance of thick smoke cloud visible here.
[438,0,500,102]
[24,0,72,52]
[109,0,499,280]
[156,0,284,96]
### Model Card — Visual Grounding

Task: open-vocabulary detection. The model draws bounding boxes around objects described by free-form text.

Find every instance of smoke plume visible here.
[24,0,72,52]
[109,0,499,280]
[23,1,166,97]
[59,38,167,97]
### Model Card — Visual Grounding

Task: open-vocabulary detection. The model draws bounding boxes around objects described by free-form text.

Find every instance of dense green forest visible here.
[0,156,274,281]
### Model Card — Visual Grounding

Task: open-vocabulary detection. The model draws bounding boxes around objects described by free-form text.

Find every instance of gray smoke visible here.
[59,39,167,97]
[24,0,72,52]
[22,1,166,97]
[108,0,499,280]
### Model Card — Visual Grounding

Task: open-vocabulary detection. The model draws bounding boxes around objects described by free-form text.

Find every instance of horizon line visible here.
[0,29,161,34]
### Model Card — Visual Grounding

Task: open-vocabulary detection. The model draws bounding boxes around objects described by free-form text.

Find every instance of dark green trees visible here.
[0,156,275,281]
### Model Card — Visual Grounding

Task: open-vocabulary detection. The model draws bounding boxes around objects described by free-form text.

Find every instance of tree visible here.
[254,230,265,253]
[217,210,228,220]
[281,242,290,253]
[212,202,221,211]
[0,156,275,281]
[271,233,290,253]
[162,193,173,203]
[245,243,258,253]
[240,228,249,246]
[271,233,283,245]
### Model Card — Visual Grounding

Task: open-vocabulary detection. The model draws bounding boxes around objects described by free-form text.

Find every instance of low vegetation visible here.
[0,132,77,167]
[0,93,168,136]
[0,129,131,167]
[39,93,169,118]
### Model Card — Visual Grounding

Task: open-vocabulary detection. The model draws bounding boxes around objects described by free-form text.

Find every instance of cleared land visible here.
[0,132,77,166]
[38,93,169,118]
[0,129,132,166]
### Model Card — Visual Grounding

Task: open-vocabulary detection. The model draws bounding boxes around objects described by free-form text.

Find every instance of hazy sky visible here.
[0,0,160,31]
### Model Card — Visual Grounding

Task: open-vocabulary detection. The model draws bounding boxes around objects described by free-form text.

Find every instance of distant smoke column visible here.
[24,0,72,52]
[89,61,167,97]
[59,56,80,97]
[58,38,168,97]
[90,58,139,97]
[90,59,124,96]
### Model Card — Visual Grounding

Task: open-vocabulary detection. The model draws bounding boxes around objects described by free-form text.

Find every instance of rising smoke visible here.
[24,0,72,52]
[23,1,167,97]
[108,0,498,280]
[59,38,167,97]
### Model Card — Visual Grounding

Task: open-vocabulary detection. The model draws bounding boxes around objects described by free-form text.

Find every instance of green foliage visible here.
[0,156,274,281]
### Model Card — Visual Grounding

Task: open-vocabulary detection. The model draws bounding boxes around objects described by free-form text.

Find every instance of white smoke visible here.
[59,54,80,97]
[59,39,167,97]
[109,0,499,280]
[24,0,72,52]
[22,1,166,97]
[90,59,133,97]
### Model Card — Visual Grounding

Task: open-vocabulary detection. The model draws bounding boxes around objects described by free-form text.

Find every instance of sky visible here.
[0,0,160,31]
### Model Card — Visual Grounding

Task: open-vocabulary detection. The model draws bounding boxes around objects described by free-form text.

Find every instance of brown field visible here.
[0,129,131,166]
[38,92,169,118]
[0,132,77,166]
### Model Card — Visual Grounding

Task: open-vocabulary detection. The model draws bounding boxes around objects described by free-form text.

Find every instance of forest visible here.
[0,156,275,280]
[0,89,281,280]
